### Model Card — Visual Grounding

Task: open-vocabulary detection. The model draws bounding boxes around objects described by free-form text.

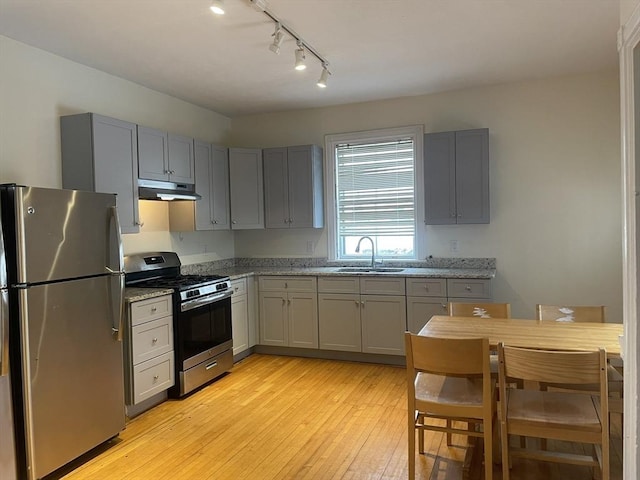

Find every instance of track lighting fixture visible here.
[269,23,285,54]
[317,65,330,88]
[210,0,225,15]
[294,42,307,71]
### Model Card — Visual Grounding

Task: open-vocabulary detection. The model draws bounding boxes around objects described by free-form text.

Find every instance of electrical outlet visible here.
[306,240,314,254]
[449,240,459,253]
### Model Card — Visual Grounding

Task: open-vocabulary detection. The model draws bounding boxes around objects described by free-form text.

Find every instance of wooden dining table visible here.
[419,315,624,359]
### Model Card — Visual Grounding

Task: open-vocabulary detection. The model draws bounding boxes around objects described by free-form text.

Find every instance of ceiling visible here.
[0,0,620,117]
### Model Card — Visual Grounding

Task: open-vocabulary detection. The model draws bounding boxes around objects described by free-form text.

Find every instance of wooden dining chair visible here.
[404,333,496,480]
[448,302,511,319]
[536,304,623,425]
[497,343,609,480]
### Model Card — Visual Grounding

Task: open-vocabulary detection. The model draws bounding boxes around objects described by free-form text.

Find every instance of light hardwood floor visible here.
[49,354,622,480]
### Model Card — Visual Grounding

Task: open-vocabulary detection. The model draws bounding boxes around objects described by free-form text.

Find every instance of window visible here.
[325,126,424,261]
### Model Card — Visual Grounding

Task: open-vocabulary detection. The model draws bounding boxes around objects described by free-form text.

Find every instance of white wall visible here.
[0,35,234,263]
[230,71,622,320]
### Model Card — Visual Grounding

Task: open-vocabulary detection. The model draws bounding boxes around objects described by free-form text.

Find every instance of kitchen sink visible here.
[336,267,404,273]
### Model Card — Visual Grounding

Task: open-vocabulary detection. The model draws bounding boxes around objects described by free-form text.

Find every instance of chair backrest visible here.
[535,304,605,323]
[448,302,511,319]
[497,343,606,390]
[405,333,490,377]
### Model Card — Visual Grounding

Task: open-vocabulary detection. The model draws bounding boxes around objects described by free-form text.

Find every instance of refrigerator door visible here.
[9,185,121,284]
[0,288,17,480]
[20,276,125,480]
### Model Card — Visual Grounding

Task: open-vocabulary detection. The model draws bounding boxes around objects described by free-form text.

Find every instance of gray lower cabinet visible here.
[60,113,141,234]
[318,276,406,355]
[231,278,249,356]
[137,126,195,185]
[124,295,175,406]
[169,142,230,231]
[263,145,324,229]
[229,148,264,229]
[424,128,489,224]
[259,276,318,348]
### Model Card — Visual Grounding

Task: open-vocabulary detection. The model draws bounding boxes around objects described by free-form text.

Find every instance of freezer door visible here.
[20,276,125,480]
[11,186,121,283]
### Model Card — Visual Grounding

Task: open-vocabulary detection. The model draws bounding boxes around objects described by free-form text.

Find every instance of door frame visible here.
[619,5,640,478]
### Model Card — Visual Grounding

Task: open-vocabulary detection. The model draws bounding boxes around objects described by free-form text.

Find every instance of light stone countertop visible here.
[188,266,496,281]
[125,287,174,303]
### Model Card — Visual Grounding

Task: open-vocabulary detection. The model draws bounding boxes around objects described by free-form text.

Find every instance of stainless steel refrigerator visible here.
[0,184,126,480]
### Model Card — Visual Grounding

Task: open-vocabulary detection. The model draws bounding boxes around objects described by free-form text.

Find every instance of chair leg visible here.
[500,419,510,480]
[484,419,493,480]
[408,416,416,480]
[418,414,425,454]
[447,419,453,445]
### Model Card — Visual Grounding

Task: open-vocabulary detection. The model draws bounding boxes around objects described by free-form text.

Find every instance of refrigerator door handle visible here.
[1,289,8,376]
[108,206,125,342]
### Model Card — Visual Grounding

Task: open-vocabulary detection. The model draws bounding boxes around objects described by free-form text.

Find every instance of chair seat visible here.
[507,389,601,432]
[416,372,486,408]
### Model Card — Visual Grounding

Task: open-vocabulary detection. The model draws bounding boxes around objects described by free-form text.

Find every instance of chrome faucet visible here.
[355,236,376,268]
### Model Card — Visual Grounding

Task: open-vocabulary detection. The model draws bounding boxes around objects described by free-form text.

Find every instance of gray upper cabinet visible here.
[60,113,141,234]
[263,145,324,229]
[168,141,230,231]
[424,128,489,224]
[137,126,195,184]
[229,147,264,229]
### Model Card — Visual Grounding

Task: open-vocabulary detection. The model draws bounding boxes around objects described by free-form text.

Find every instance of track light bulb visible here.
[317,66,330,88]
[210,0,225,15]
[294,46,306,71]
[269,25,285,54]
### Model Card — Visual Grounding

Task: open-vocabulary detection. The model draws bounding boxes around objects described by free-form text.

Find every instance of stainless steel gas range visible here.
[125,252,233,397]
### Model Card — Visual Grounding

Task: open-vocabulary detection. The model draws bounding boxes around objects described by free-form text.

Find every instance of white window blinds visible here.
[336,139,415,238]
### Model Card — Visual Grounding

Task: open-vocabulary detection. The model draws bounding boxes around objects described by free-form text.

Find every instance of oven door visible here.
[178,290,233,371]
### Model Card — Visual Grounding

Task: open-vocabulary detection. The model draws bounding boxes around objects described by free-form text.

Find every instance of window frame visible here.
[324,125,425,262]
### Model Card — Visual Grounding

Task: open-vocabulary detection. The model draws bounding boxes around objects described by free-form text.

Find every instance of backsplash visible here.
[181,257,496,274]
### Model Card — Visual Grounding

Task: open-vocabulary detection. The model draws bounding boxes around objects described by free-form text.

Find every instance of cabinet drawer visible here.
[446,279,492,299]
[231,278,247,296]
[132,351,175,404]
[130,295,173,326]
[259,276,317,292]
[131,316,173,365]
[359,277,406,295]
[317,276,360,294]
[406,278,447,297]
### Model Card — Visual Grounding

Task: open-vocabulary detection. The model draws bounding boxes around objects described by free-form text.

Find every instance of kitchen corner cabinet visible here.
[169,142,230,231]
[229,148,264,229]
[231,278,249,356]
[258,276,318,348]
[137,126,195,185]
[317,276,406,355]
[424,128,489,225]
[263,145,324,229]
[124,295,175,405]
[60,113,141,234]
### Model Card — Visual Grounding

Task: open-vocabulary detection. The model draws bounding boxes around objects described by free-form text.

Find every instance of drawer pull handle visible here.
[153,375,159,382]
[151,306,157,312]
[152,338,158,344]
[205,361,218,370]
[465,286,472,291]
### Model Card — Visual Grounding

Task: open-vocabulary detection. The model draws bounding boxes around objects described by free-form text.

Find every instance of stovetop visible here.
[134,274,229,290]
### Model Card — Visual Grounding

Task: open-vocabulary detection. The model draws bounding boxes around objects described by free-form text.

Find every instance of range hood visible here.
[138,178,201,201]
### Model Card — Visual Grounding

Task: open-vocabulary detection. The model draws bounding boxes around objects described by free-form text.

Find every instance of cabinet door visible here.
[455,129,489,224]
[137,126,169,181]
[168,133,195,184]
[232,293,249,356]
[424,131,456,225]
[361,295,406,355]
[92,116,141,234]
[193,140,214,230]
[211,145,230,229]
[288,145,323,228]
[229,148,264,229]
[288,292,318,349]
[406,296,447,334]
[263,147,289,228]
[259,292,287,346]
[318,293,361,352]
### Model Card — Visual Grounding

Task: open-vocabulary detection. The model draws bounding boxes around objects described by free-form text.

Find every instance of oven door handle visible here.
[180,289,233,312]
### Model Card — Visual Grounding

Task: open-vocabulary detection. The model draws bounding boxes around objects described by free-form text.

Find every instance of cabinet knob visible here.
[355,301,359,306]
[232,220,237,224]
[153,375,159,382]
[135,220,145,227]
[465,285,472,291]
[282,298,286,305]
[451,213,456,217]
[441,304,447,309]
[152,337,158,344]
[457,213,462,218]
[151,306,157,312]
[288,299,291,305]
[361,301,365,307]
